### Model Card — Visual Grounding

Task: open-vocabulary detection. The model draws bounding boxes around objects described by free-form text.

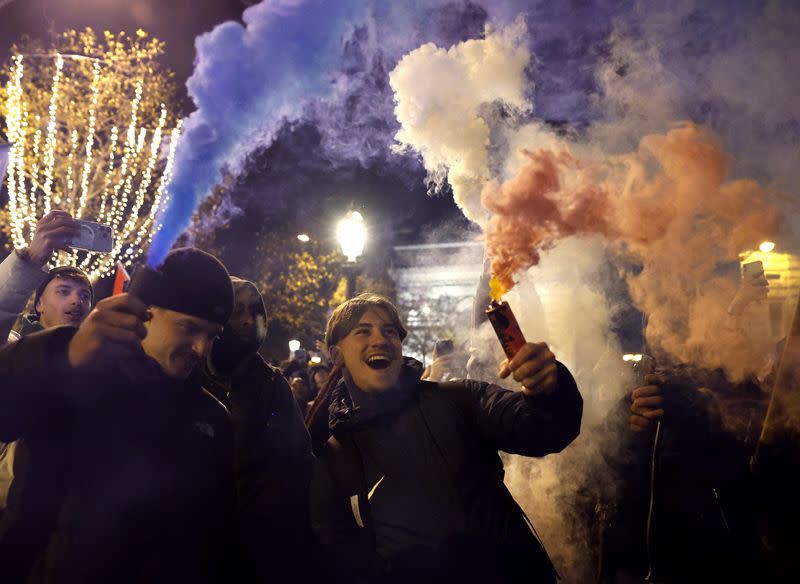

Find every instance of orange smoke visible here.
[482,149,616,295]
[482,122,781,379]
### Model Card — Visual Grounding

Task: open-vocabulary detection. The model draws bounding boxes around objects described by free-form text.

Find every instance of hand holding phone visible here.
[729,260,768,315]
[26,211,82,266]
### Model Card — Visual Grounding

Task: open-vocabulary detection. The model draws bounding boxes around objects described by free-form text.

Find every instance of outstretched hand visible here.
[499,342,558,396]
[67,294,150,369]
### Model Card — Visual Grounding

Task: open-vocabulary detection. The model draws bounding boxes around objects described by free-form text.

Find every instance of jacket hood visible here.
[207,278,267,377]
[328,357,424,434]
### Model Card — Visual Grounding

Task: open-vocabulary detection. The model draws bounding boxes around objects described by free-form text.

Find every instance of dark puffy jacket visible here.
[204,354,315,582]
[310,359,582,583]
[597,366,768,583]
[203,276,316,582]
[0,327,237,584]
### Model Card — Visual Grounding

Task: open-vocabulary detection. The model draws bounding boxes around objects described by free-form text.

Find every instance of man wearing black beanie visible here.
[0,248,240,584]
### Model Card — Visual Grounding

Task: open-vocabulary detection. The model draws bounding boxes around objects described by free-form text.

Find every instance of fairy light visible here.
[28,127,42,240]
[41,53,64,217]
[63,128,80,205]
[77,60,101,218]
[3,53,181,281]
[5,55,26,248]
[95,126,119,227]
[107,80,143,236]
[123,119,182,274]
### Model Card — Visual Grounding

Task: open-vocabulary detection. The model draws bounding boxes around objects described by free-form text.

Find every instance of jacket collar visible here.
[329,357,423,434]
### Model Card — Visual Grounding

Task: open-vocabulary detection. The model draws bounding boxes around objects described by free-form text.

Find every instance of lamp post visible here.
[337,210,366,299]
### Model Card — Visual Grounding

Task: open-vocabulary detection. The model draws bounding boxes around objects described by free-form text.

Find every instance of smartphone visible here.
[67,219,114,253]
[742,260,764,279]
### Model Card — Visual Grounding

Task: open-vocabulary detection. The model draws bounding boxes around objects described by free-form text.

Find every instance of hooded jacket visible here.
[310,358,583,583]
[0,251,48,345]
[0,327,237,584]
[0,251,48,514]
[203,278,315,582]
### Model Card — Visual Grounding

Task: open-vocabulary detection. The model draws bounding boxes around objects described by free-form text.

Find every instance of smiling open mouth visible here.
[366,356,392,370]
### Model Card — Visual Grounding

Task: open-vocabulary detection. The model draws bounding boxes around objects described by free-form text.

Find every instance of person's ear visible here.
[329,344,343,366]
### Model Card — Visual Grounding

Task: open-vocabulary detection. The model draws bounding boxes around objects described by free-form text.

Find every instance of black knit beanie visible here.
[150,248,234,326]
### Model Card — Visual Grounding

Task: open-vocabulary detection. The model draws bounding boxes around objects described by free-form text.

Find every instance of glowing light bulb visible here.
[337,211,366,262]
[759,241,775,253]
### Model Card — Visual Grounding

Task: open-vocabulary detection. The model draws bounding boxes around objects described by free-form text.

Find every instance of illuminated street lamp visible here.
[759,241,776,253]
[337,210,367,298]
[297,233,310,243]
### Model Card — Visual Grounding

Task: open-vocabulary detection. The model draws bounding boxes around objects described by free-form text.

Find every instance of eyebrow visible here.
[353,322,397,332]
[178,318,222,334]
[54,284,88,292]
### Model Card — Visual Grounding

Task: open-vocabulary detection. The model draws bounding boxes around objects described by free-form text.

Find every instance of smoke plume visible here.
[148,0,365,265]
[389,17,531,224]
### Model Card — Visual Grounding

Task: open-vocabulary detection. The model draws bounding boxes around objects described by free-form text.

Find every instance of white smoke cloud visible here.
[389,17,532,224]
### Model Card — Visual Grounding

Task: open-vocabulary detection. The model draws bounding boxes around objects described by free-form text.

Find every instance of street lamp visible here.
[337,210,366,298]
[337,211,366,262]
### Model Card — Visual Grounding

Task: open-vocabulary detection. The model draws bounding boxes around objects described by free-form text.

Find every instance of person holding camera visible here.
[0,210,87,343]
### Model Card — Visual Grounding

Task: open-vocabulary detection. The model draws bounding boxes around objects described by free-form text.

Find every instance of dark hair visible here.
[34,266,93,316]
[324,293,407,349]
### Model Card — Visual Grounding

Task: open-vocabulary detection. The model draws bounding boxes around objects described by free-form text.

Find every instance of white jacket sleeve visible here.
[0,251,47,345]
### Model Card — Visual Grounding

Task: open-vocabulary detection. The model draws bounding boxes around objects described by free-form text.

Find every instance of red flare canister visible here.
[486,300,526,359]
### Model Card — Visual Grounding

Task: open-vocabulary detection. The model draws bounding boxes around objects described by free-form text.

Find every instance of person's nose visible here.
[369,328,390,347]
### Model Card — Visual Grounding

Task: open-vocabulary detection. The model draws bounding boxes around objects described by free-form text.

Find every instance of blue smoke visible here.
[148,0,367,266]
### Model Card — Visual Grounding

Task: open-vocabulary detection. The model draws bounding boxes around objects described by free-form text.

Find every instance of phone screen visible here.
[742,261,764,277]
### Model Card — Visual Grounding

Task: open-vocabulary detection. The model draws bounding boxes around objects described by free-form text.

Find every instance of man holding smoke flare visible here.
[0,247,239,583]
[309,293,583,582]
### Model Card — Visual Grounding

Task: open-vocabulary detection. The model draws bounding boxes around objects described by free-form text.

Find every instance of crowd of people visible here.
[0,210,797,583]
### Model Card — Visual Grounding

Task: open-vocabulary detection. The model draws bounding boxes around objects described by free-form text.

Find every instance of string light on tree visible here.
[0,29,182,281]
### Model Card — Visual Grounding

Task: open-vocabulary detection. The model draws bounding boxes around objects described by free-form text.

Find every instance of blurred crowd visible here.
[0,211,797,583]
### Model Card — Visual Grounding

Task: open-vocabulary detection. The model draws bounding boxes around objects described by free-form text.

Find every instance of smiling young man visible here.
[0,210,86,342]
[310,293,583,583]
[0,247,238,583]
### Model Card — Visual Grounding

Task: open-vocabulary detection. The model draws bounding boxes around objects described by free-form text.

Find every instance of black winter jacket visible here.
[0,326,236,584]
[205,352,315,582]
[310,359,583,583]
